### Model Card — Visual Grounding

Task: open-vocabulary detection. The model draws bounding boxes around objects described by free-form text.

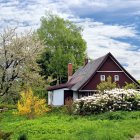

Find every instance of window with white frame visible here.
[100,75,105,81]
[114,75,119,81]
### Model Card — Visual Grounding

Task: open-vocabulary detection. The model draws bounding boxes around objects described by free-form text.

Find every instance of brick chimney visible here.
[68,63,73,81]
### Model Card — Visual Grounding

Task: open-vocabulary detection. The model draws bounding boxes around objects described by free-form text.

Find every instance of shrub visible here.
[74,89,140,115]
[17,88,49,119]
[65,97,73,115]
[124,82,136,89]
[0,104,16,113]
[97,76,117,92]
[18,134,28,140]
[0,130,12,140]
[32,87,48,100]
[0,104,16,110]
[0,90,20,104]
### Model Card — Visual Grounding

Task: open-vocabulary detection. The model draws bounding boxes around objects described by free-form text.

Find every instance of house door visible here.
[64,90,73,105]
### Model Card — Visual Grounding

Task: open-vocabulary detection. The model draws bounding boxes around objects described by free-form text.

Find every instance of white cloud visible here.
[0,0,140,80]
[62,0,140,13]
[78,19,140,79]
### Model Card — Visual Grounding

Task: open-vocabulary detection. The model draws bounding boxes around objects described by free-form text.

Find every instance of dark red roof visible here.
[47,83,75,91]
[47,84,67,91]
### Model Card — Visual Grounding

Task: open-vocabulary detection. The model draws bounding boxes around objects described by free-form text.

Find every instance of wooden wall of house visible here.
[99,57,122,71]
[81,56,135,90]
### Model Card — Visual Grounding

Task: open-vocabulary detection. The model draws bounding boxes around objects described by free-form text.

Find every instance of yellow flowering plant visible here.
[17,88,49,119]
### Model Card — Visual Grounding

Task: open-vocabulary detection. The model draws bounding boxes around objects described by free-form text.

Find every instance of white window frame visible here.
[114,75,119,82]
[100,75,105,81]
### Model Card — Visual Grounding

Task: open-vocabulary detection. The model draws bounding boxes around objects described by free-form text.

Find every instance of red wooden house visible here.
[48,52,140,106]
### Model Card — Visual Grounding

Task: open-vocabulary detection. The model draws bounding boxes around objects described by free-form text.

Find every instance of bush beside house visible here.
[97,76,117,91]
[73,89,140,115]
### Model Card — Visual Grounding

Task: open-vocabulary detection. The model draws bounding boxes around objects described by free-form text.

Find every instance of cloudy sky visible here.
[0,0,140,79]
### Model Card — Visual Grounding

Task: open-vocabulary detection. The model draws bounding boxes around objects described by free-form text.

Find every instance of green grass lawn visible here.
[1,109,140,140]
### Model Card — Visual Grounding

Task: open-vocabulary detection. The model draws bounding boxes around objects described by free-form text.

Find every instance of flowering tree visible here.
[0,27,44,98]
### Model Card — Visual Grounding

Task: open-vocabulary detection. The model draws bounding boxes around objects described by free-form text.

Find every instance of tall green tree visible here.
[37,14,87,84]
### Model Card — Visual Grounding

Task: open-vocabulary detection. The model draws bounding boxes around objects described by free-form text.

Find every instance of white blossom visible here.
[73,88,140,114]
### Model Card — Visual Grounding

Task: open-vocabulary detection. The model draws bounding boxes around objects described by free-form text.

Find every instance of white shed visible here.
[48,88,68,106]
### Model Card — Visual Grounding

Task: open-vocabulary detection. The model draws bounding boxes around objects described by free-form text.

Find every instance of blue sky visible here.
[0,0,140,79]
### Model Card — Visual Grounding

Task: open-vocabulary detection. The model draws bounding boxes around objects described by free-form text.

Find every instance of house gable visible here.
[80,53,140,90]
[81,71,134,90]
[98,57,122,71]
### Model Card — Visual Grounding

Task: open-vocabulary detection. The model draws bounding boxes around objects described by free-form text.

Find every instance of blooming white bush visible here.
[73,89,140,115]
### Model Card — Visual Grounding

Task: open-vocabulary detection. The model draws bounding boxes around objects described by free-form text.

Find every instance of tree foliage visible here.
[0,27,45,98]
[37,14,87,84]
[97,76,117,92]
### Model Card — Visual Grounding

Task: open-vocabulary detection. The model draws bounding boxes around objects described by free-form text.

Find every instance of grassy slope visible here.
[1,110,140,140]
